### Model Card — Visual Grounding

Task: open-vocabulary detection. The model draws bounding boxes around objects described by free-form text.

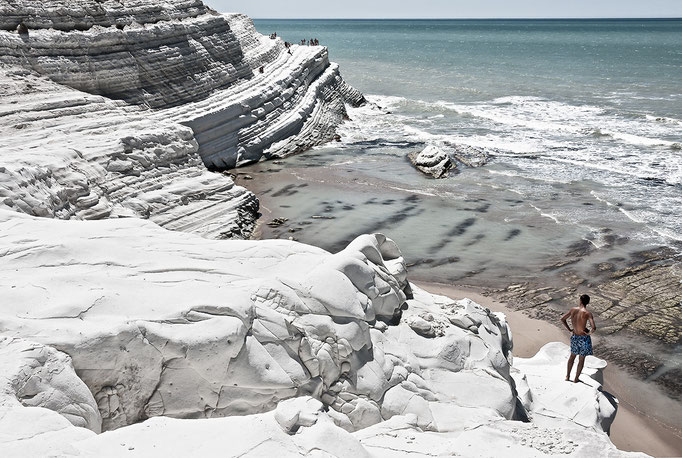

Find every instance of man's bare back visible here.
[561,294,597,382]
[565,307,595,336]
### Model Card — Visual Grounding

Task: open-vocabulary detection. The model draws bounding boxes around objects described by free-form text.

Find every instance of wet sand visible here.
[416,281,682,458]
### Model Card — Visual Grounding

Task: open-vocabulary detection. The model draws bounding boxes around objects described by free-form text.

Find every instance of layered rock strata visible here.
[0,65,258,238]
[493,245,682,398]
[0,0,365,236]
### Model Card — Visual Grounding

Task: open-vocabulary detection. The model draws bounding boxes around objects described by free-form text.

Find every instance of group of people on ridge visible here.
[270,32,320,52]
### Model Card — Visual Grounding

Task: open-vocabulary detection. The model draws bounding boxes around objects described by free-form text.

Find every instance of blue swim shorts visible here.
[570,334,593,356]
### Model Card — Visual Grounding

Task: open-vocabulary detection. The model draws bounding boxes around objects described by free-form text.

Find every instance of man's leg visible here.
[566,353,576,381]
[574,355,586,383]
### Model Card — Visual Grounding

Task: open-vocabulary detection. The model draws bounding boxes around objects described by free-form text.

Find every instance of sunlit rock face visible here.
[0,211,645,457]
[0,211,513,430]
[0,0,364,236]
[0,211,647,456]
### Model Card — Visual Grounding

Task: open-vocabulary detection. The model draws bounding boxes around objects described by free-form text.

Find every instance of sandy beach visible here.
[415,281,682,458]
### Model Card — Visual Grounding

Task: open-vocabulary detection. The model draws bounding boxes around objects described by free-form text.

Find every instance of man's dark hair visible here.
[580,294,590,306]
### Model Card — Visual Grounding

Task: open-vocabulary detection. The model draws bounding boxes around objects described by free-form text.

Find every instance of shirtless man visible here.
[560,294,597,383]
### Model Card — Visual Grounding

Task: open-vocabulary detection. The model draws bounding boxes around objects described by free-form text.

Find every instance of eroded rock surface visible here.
[0,338,100,456]
[0,210,518,431]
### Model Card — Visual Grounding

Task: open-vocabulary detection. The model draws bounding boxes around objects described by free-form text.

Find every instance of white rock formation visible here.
[0,1,648,456]
[408,145,454,178]
[513,342,619,434]
[0,338,99,457]
[0,0,364,237]
[0,210,646,457]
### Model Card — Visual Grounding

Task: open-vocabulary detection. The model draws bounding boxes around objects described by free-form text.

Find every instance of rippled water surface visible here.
[252,19,681,262]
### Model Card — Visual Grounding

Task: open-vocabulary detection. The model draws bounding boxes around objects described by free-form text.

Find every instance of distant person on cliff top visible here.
[561,294,597,383]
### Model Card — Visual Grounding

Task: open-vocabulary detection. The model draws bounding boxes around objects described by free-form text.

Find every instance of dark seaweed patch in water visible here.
[465,234,486,247]
[504,199,525,205]
[382,199,396,205]
[448,267,488,282]
[384,206,422,226]
[327,206,425,252]
[428,238,452,254]
[298,183,309,188]
[432,257,461,267]
[272,184,299,197]
[406,258,434,267]
[504,229,522,241]
[566,239,595,257]
[603,233,629,246]
[447,218,477,237]
[464,203,491,213]
[407,257,460,268]
[404,194,421,203]
[342,205,355,211]
[364,198,378,205]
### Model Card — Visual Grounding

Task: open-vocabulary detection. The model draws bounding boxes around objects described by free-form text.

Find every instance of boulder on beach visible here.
[408,145,454,178]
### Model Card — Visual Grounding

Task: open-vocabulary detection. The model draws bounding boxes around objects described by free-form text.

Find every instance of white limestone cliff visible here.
[0,0,364,237]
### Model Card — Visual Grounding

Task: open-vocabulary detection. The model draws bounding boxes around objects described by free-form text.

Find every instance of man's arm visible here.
[588,312,597,334]
[560,310,573,333]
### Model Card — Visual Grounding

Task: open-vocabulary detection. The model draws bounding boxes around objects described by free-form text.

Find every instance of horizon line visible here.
[250,16,682,20]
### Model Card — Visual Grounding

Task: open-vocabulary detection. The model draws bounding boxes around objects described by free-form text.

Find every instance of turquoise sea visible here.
[252,19,682,255]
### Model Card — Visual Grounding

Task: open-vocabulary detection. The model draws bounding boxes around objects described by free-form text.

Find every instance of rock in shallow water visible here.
[0,211,644,456]
[408,145,454,178]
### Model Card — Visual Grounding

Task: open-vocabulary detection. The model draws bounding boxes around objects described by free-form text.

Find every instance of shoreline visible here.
[414,281,682,457]
[236,159,682,398]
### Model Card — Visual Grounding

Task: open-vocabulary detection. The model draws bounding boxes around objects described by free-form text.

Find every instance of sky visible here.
[217,0,682,19]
